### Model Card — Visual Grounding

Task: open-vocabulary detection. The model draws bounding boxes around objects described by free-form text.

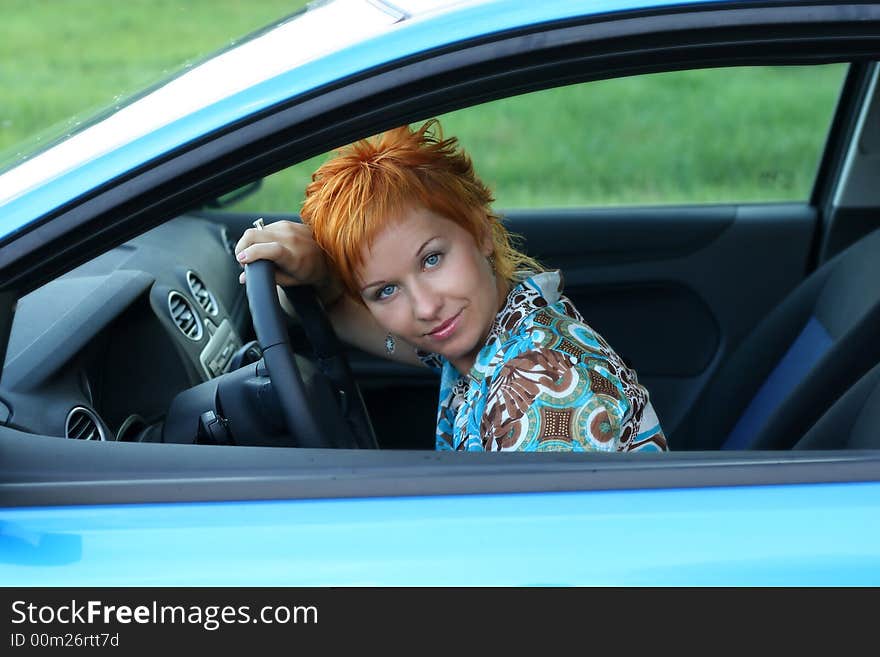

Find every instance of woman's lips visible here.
[427,310,462,340]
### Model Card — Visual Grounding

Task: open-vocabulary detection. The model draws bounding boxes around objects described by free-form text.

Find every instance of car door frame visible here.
[2,2,880,585]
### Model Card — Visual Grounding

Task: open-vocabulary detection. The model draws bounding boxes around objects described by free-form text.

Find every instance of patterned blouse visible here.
[419,270,667,452]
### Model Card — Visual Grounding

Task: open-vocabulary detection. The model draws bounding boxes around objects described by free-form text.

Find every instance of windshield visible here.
[0,0,336,200]
[0,2,316,176]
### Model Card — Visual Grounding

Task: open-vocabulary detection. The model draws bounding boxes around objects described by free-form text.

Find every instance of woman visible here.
[235,120,667,452]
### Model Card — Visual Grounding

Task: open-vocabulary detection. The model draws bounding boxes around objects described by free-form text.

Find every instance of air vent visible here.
[65,406,107,441]
[186,271,219,316]
[168,291,204,341]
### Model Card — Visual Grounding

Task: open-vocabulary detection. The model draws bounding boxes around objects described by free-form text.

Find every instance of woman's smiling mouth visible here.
[426,310,462,340]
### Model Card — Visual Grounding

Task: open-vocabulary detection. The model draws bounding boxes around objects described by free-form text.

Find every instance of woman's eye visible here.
[376,284,397,300]
[424,252,442,268]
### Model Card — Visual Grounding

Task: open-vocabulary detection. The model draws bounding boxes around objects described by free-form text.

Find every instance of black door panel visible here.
[505,203,816,435]
[566,282,720,376]
[517,206,734,265]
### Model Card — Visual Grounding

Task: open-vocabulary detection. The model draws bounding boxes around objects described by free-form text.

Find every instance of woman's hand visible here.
[234,220,342,304]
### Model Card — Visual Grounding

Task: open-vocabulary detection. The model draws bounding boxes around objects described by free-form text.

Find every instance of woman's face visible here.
[357,205,505,373]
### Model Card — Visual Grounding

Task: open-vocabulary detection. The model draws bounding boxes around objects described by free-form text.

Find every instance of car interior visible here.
[3,38,880,458]
[5,175,880,454]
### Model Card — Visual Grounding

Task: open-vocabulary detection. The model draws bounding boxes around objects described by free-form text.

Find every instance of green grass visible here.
[239,65,847,212]
[449,65,846,207]
[2,2,847,210]
[1,0,306,161]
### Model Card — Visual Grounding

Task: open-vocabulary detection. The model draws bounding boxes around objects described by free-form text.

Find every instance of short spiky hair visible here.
[300,119,541,300]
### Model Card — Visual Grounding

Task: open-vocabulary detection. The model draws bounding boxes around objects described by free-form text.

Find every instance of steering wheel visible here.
[244,258,378,449]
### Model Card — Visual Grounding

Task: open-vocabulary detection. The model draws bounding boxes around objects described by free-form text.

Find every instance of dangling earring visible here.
[384,332,396,355]
[487,252,496,273]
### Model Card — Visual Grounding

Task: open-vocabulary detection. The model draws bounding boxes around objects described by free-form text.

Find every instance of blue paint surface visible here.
[2,480,879,585]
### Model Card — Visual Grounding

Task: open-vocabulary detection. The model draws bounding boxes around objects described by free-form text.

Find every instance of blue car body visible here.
[2,0,880,586]
[4,482,880,586]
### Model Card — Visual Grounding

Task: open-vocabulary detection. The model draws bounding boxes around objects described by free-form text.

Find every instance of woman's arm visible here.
[324,292,424,366]
[236,219,425,368]
[479,348,666,452]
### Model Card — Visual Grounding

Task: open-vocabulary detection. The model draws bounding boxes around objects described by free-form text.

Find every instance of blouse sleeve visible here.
[479,346,654,452]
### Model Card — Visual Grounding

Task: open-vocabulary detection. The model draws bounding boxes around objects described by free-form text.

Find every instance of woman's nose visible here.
[410,281,442,320]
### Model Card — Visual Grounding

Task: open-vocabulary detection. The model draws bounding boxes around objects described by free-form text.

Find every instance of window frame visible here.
[2,3,880,510]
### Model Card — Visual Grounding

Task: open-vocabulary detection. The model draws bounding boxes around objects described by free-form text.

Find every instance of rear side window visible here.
[236,64,848,212]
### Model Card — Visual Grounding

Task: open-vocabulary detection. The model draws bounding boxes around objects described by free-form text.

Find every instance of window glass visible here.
[234,64,847,213]
[1,0,306,171]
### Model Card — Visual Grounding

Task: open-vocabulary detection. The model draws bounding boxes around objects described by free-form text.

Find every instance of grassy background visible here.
[2,1,847,210]
[249,64,846,212]
[1,0,304,161]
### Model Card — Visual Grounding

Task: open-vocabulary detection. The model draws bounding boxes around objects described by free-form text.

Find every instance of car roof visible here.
[0,0,723,240]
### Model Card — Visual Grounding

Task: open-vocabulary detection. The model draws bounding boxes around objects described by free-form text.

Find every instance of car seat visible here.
[671,227,880,450]
[793,361,880,449]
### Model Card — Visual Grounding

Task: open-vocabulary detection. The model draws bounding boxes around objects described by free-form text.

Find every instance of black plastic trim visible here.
[810,62,872,210]
[808,61,877,271]
[0,430,878,507]
[504,205,735,264]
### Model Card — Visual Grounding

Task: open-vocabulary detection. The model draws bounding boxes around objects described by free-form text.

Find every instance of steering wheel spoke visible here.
[244,259,378,449]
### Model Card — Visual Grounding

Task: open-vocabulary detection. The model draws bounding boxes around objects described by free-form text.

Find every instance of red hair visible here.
[300,119,540,300]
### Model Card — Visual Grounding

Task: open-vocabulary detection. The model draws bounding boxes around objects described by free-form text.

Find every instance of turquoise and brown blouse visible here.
[419,270,667,452]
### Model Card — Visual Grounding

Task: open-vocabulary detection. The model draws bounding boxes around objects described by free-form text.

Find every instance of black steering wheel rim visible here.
[244,259,378,449]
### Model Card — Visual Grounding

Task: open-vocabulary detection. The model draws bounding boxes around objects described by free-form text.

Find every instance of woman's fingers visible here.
[235,220,326,287]
[237,243,302,287]
[237,239,285,264]
[234,225,270,256]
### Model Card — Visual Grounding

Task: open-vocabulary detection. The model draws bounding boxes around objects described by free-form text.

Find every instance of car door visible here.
[3,0,880,586]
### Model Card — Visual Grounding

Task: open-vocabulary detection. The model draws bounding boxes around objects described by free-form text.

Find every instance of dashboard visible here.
[0,215,251,443]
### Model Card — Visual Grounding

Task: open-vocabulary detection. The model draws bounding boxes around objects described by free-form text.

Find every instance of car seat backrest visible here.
[794,361,880,450]
[673,228,880,451]
[747,299,880,449]
[722,315,832,449]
